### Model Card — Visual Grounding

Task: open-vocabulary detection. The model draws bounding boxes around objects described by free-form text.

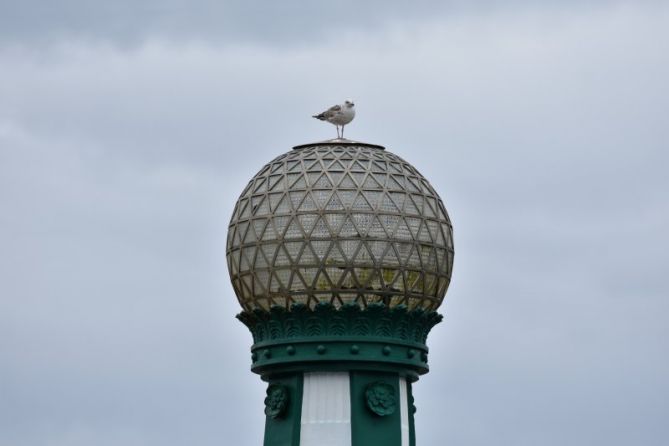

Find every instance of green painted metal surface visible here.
[238,302,442,379]
[408,381,416,446]
[262,374,303,446]
[350,371,402,446]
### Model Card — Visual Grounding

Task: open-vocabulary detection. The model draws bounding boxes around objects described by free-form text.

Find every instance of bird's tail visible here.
[312,113,326,120]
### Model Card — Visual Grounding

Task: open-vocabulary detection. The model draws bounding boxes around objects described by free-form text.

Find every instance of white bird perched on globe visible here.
[312,100,356,138]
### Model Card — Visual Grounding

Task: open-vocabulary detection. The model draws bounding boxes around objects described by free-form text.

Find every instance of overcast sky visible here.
[1,1,668,445]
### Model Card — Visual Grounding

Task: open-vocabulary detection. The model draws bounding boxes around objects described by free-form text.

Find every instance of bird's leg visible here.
[341,125,345,138]
[336,126,340,138]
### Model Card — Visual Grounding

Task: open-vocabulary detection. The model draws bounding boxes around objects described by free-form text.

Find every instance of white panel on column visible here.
[399,377,410,446]
[300,372,351,446]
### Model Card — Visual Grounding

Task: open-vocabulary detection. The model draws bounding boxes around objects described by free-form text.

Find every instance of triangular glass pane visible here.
[255,196,270,216]
[379,193,399,213]
[338,216,359,237]
[274,194,291,214]
[367,216,387,238]
[351,172,367,186]
[314,269,334,291]
[274,269,291,292]
[252,218,268,240]
[362,191,382,210]
[388,192,406,212]
[307,172,321,187]
[241,221,256,243]
[404,195,420,215]
[274,246,291,267]
[329,172,344,187]
[313,190,332,209]
[388,162,403,174]
[338,270,355,289]
[424,273,438,295]
[235,198,249,220]
[371,161,386,173]
[328,243,346,264]
[260,243,278,264]
[271,216,290,239]
[406,217,421,238]
[255,248,269,269]
[409,271,424,294]
[297,214,318,235]
[339,190,356,208]
[305,158,322,171]
[298,245,319,265]
[253,177,267,193]
[434,226,445,246]
[325,213,345,234]
[381,244,401,267]
[350,160,367,172]
[383,268,403,289]
[419,179,433,194]
[339,173,357,189]
[241,274,254,297]
[298,193,318,211]
[353,241,375,264]
[388,175,405,190]
[406,177,421,193]
[227,225,237,247]
[268,193,283,212]
[426,221,439,243]
[405,245,421,269]
[284,241,303,262]
[380,215,400,237]
[286,160,301,172]
[416,221,431,243]
[288,191,305,210]
[424,197,437,218]
[395,218,412,241]
[351,213,372,236]
[436,248,448,271]
[240,247,253,271]
[325,192,343,211]
[270,162,283,174]
[310,216,330,238]
[286,173,300,188]
[268,175,283,191]
[310,240,331,261]
[425,247,438,271]
[328,160,347,171]
[363,174,383,189]
[368,240,388,261]
[351,193,373,212]
[340,240,360,261]
[254,271,269,294]
[365,269,383,290]
[313,173,333,189]
[284,217,303,239]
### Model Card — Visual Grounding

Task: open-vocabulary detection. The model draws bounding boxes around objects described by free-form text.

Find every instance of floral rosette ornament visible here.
[365,382,397,416]
[264,384,289,419]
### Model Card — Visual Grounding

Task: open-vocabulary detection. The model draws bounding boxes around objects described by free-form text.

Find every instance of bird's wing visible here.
[321,104,342,118]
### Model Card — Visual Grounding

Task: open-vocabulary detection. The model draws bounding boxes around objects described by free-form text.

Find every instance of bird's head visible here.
[345,100,355,108]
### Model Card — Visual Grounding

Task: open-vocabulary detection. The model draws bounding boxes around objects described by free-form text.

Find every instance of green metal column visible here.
[262,373,303,446]
[350,371,402,446]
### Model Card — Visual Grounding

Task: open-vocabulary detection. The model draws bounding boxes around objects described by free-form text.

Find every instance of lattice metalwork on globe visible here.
[226,143,454,311]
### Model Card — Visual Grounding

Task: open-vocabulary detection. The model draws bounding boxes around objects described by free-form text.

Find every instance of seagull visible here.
[312,100,356,138]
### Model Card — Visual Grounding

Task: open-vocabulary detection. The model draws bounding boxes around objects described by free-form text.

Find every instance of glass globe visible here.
[226,142,453,312]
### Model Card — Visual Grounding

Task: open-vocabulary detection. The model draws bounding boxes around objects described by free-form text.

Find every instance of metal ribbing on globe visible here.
[226,142,454,312]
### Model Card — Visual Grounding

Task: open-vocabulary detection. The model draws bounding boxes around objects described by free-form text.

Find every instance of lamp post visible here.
[227,140,454,446]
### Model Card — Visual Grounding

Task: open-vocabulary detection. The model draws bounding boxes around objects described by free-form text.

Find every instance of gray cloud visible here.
[1,2,668,445]
[0,0,653,47]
